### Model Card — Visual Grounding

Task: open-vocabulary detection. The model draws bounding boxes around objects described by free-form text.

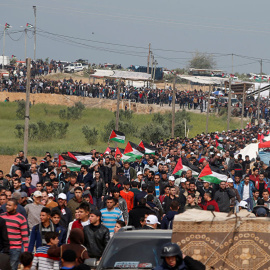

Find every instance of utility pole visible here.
[33,6,37,61]
[153,60,157,84]
[24,28,27,60]
[227,77,232,131]
[115,79,121,148]
[24,58,31,157]
[115,79,121,131]
[232,53,234,74]
[241,83,246,129]
[150,53,154,79]
[147,43,151,74]
[2,27,6,68]
[171,73,176,138]
[257,59,263,123]
[206,85,211,134]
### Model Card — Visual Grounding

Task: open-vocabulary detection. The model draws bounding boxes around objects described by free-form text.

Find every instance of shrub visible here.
[59,102,85,120]
[82,126,99,145]
[114,109,133,121]
[16,100,26,119]
[14,121,69,141]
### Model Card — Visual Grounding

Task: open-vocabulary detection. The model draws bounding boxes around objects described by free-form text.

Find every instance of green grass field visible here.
[0,102,240,156]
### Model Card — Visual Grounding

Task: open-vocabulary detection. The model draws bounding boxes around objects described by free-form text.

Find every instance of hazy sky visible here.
[1,0,270,74]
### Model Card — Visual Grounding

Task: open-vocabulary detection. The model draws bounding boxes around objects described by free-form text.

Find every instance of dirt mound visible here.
[0,92,184,114]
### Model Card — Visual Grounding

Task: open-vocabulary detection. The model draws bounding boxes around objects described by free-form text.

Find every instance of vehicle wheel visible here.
[71,69,74,73]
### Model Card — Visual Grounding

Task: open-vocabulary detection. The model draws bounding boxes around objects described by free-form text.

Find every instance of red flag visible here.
[104,147,111,155]
[115,147,122,158]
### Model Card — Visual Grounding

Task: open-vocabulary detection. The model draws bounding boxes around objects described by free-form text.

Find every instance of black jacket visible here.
[52,205,72,229]
[83,223,110,259]
[129,205,155,228]
[0,217,9,254]
[90,178,106,198]
[162,195,186,214]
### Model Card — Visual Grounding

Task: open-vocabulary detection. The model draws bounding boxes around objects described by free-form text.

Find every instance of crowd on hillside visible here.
[0,119,270,269]
[1,62,270,118]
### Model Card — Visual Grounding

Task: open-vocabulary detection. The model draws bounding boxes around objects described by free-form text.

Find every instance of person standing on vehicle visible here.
[83,209,110,260]
[155,242,205,270]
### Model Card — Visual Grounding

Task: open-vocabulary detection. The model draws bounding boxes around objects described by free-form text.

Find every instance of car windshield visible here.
[101,238,168,269]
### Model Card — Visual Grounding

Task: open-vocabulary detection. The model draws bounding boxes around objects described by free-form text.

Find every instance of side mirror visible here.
[84,258,97,268]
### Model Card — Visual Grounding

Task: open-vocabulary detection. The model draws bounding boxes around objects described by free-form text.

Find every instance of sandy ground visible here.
[0,155,44,175]
[0,91,205,115]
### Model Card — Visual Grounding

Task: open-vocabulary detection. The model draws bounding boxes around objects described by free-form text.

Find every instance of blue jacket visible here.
[28,221,56,252]
[55,224,67,246]
[238,181,255,200]
[161,211,178,229]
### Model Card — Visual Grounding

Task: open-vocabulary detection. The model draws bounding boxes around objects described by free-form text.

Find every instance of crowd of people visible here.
[0,119,270,269]
[2,62,270,118]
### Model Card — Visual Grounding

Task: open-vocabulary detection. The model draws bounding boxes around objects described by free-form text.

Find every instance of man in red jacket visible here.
[120,181,134,212]
[200,192,219,212]
[71,202,90,230]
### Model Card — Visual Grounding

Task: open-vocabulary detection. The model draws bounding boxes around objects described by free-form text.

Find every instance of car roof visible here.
[113,229,172,240]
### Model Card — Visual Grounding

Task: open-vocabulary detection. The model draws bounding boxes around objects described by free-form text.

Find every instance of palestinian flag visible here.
[67,152,92,166]
[109,130,125,144]
[173,158,199,177]
[199,164,227,184]
[5,23,10,30]
[138,140,157,155]
[215,135,224,150]
[26,23,33,28]
[123,141,144,161]
[58,155,81,172]
[104,147,111,155]
[115,147,122,158]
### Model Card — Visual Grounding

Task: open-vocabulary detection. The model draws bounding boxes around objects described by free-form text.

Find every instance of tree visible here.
[188,51,216,69]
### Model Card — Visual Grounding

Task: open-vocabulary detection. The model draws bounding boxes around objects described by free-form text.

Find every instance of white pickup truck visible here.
[64,62,84,73]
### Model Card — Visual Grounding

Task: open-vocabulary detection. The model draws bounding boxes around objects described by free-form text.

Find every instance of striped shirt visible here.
[31,245,60,270]
[101,207,124,233]
[0,212,29,250]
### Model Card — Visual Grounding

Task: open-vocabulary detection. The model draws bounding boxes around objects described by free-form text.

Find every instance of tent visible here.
[172,209,270,269]
[234,143,258,161]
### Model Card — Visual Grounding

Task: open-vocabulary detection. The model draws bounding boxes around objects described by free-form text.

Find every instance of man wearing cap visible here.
[25,190,44,230]
[134,171,143,183]
[52,193,72,229]
[168,176,180,195]
[142,214,160,230]
[84,209,110,260]
[227,178,241,212]
[238,201,255,217]
[46,193,58,209]
[120,181,134,212]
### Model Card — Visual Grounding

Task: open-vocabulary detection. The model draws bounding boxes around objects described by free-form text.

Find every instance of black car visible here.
[97,229,172,270]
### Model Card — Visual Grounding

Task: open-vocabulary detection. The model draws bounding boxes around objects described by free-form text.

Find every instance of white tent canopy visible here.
[90,69,152,81]
[234,143,258,161]
[177,75,227,85]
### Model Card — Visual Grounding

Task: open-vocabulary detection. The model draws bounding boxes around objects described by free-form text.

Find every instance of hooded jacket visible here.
[161,210,178,229]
